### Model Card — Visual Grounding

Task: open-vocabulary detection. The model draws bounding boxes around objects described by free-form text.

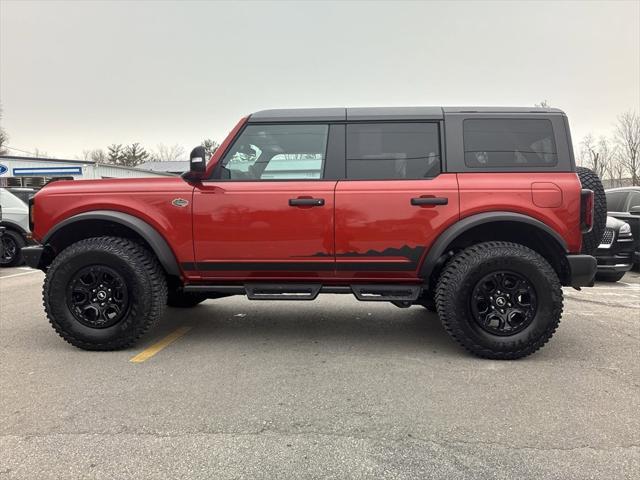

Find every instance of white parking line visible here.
[0,270,41,280]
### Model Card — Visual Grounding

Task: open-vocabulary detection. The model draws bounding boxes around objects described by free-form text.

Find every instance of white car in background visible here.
[0,188,31,267]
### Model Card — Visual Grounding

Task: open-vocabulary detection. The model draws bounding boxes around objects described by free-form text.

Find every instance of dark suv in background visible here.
[606,187,640,268]
[595,215,634,281]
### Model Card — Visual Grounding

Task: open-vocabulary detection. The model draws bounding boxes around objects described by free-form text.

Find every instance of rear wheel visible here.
[576,167,606,255]
[43,236,167,350]
[0,229,26,267]
[435,241,563,359]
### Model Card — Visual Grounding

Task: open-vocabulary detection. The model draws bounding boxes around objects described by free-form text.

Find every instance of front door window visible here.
[218,124,329,180]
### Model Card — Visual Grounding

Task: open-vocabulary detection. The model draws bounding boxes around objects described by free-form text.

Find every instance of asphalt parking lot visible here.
[1,267,639,479]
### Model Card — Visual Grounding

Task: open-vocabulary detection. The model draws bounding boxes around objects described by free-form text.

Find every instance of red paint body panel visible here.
[192,181,336,279]
[457,173,583,253]
[335,175,460,280]
[32,177,196,273]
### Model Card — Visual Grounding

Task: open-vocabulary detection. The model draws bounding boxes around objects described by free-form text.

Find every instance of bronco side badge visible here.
[171,198,189,208]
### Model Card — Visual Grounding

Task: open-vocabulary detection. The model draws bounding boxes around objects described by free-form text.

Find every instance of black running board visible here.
[245,283,322,300]
[351,284,421,302]
[184,283,422,302]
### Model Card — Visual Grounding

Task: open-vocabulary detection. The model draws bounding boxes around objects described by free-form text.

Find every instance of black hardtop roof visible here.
[248,106,565,123]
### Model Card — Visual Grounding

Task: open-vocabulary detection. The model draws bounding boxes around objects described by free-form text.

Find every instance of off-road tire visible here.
[0,229,26,267]
[595,271,626,282]
[43,236,167,350]
[577,167,606,255]
[435,241,563,359]
[167,290,207,308]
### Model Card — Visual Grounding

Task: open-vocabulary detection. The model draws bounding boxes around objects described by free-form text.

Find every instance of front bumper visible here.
[567,254,597,288]
[596,259,633,274]
[595,237,635,274]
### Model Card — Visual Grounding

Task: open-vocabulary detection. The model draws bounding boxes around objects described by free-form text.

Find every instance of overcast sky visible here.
[1,0,639,159]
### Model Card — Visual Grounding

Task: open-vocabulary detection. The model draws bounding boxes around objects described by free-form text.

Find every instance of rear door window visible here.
[346,123,441,179]
[463,119,557,168]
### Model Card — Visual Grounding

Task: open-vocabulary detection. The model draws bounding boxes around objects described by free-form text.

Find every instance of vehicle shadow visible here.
[158,296,463,357]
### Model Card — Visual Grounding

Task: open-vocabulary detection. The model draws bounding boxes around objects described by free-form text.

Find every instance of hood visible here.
[36,176,186,196]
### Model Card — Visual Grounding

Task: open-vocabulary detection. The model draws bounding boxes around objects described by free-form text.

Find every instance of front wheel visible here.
[43,236,167,350]
[435,242,563,359]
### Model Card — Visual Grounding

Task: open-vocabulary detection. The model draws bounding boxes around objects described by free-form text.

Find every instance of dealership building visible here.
[0,155,175,187]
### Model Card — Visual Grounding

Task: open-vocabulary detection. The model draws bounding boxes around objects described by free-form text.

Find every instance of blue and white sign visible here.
[12,166,83,176]
[0,164,8,175]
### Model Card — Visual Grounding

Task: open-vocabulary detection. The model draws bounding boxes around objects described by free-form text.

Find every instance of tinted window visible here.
[606,191,628,212]
[346,123,440,179]
[463,119,557,167]
[219,124,328,180]
[627,192,640,210]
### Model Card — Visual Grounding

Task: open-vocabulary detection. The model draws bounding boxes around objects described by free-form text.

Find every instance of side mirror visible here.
[629,205,640,215]
[189,146,207,174]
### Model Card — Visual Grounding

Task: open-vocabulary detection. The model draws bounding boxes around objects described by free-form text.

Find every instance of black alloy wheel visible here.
[67,265,130,328]
[1,234,18,264]
[470,271,537,336]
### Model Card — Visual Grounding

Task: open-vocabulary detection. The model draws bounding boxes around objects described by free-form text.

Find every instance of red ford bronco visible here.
[23,107,605,359]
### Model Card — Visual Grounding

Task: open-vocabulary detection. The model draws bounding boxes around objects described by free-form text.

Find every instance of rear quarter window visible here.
[463,118,557,168]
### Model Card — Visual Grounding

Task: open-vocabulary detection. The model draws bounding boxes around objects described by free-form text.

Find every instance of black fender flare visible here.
[43,210,181,276]
[419,211,569,280]
[0,220,28,237]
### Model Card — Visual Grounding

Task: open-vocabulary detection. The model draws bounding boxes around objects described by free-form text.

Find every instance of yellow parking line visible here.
[130,326,192,363]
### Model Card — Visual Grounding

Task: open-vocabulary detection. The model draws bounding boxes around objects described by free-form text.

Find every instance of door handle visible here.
[411,197,448,206]
[289,197,325,207]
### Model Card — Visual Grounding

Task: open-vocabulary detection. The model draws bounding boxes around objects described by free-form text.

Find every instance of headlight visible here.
[619,222,631,235]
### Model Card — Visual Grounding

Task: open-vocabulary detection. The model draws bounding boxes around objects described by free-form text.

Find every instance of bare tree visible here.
[580,134,613,180]
[90,149,107,163]
[77,150,92,161]
[151,143,186,162]
[614,111,640,185]
[33,148,50,158]
[121,143,149,167]
[201,139,219,157]
[534,100,551,108]
[107,144,125,164]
